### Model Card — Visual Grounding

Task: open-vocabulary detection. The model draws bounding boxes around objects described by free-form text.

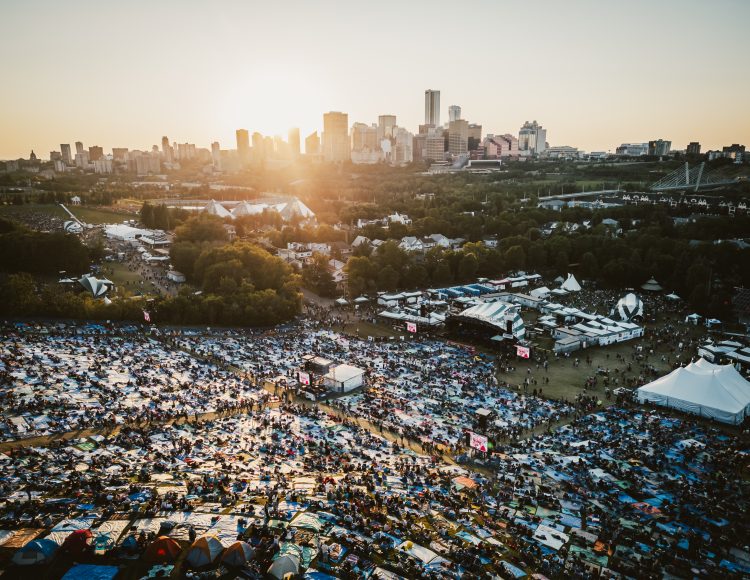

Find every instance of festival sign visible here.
[469,431,488,453]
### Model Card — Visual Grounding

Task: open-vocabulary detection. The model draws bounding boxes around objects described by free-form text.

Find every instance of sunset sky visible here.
[1,0,748,159]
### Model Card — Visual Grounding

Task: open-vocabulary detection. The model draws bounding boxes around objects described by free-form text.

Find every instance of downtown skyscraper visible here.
[424,90,440,127]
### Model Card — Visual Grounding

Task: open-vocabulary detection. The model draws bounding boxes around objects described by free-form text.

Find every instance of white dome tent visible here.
[637,358,750,425]
[613,293,644,321]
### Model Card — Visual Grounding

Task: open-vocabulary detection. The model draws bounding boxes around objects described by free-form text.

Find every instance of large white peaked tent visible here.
[637,358,750,424]
[613,293,644,321]
[560,273,581,292]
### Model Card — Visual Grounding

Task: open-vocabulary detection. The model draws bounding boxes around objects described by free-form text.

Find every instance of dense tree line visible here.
[139,202,190,230]
[163,214,301,326]
[345,223,750,317]
[0,273,144,320]
[301,253,337,298]
[0,218,90,275]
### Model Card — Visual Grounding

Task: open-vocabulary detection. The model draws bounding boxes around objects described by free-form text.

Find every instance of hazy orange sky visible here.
[1,0,748,159]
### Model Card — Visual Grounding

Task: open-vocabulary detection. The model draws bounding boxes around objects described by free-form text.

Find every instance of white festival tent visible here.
[560,273,581,292]
[613,293,644,321]
[637,358,750,424]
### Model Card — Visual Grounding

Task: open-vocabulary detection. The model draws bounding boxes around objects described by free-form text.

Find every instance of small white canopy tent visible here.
[637,358,750,424]
[560,273,581,292]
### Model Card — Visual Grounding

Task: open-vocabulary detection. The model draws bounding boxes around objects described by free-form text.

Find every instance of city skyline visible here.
[2,0,749,159]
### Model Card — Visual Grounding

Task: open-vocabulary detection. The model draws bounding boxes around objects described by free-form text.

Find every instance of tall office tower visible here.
[413,133,427,161]
[88,146,104,161]
[518,120,547,154]
[377,115,397,142]
[424,130,446,162]
[161,136,172,162]
[236,129,250,164]
[60,144,72,164]
[448,105,461,123]
[75,141,84,155]
[448,120,469,155]
[322,111,350,162]
[305,131,320,156]
[274,136,289,159]
[251,132,264,163]
[351,123,379,151]
[393,128,414,164]
[424,90,440,126]
[468,124,482,150]
[112,148,129,161]
[50,151,62,161]
[686,142,701,155]
[288,128,300,158]
[211,142,222,170]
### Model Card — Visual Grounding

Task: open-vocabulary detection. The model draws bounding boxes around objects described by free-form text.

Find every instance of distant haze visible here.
[1,0,748,159]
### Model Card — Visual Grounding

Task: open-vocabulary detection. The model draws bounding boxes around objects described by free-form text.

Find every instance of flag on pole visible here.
[143,310,151,323]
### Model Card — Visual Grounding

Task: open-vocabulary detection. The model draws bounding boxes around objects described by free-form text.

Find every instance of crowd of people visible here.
[0,326,267,440]
[173,324,575,451]
[0,320,748,578]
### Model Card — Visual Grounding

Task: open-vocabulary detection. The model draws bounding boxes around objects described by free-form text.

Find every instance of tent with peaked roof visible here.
[641,277,663,292]
[561,274,581,292]
[144,536,181,563]
[221,541,255,567]
[613,293,644,321]
[637,358,750,424]
[185,535,224,568]
[78,275,113,298]
[267,554,300,579]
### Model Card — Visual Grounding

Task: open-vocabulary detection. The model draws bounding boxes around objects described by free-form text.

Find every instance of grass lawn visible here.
[498,333,675,404]
[101,262,143,287]
[72,205,133,224]
[337,320,408,339]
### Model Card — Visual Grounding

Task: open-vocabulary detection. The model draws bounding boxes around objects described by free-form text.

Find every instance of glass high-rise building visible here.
[424,89,440,126]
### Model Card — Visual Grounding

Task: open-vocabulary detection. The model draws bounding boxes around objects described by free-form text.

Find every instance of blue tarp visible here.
[61,564,119,580]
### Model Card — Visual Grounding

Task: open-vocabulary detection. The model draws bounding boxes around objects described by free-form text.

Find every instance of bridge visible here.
[649,162,741,192]
[537,189,623,201]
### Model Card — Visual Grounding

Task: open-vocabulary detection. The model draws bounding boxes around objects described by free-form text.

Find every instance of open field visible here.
[101,261,144,286]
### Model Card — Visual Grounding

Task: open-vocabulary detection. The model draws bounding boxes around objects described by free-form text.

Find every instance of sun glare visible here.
[218,63,330,140]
